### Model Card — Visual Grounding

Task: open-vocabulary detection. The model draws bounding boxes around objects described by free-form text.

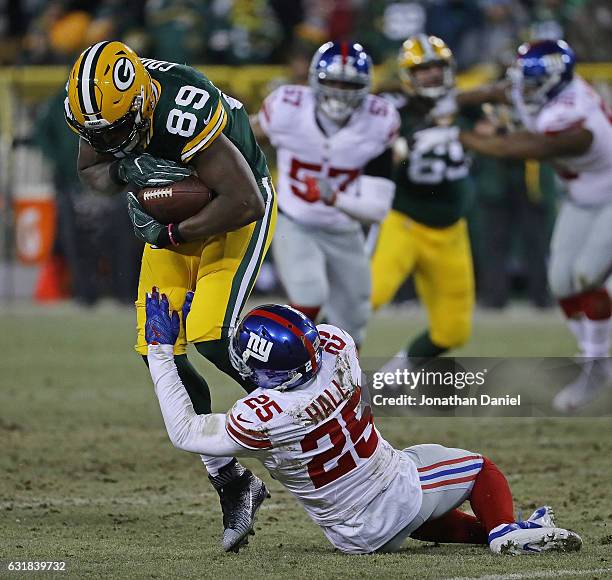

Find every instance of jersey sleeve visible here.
[180,86,228,162]
[258,85,307,146]
[147,344,244,456]
[384,101,401,148]
[535,98,586,135]
[225,401,273,451]
[365,95,401,153]
[316,324,363,386]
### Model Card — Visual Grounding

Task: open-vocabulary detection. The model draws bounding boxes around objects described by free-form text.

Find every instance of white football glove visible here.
[412,126,460,154]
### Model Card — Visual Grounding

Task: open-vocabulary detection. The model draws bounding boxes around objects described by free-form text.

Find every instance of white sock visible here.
[201,455,234,477]
[581,317,612,358]
[567,316,585,352]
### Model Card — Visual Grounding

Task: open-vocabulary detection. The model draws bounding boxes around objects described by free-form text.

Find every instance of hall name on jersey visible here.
[300,380,354,425]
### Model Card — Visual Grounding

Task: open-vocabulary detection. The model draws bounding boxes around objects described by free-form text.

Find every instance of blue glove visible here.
[182,291,194,323]
[145,287,180,345]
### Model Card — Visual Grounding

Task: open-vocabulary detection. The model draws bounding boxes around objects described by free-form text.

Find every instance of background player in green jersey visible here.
[372,35,475,374]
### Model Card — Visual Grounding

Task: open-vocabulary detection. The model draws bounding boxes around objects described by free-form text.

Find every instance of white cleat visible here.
[525,505,555,528]
[553,359,612,413]
[488,522,582,555]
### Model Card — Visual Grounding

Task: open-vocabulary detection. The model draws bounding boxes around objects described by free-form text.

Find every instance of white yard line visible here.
[447,568,612,580]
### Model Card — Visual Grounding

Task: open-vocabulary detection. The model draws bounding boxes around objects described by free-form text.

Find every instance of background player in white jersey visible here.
[144,288,582,555]
[251,41,399,347]
[418,40,612,413]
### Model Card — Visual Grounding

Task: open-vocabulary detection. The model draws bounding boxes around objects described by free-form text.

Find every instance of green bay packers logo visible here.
[113,57,136,91]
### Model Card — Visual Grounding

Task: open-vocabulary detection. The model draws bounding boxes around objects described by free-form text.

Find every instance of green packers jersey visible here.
[141,58,269,181]
[384,92,474,228]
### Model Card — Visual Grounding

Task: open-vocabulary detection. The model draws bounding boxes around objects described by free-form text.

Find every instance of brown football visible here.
[137,176,212,224]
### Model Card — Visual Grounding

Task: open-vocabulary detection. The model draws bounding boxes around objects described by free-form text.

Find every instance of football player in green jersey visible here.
[65,41,277,552]
[372,35,475,374]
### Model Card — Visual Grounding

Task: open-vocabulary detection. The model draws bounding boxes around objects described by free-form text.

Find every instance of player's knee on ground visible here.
[469,456,515,534]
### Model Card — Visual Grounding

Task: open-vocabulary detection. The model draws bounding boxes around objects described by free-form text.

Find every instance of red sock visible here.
[559,294,583,318]
[581,288,612,320]
[411,509,487,544]
[289,304,321,322]
[469,457,515,533]
[559,288,612,320]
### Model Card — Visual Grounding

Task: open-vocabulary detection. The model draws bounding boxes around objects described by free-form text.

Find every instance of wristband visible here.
[109,159,127,185]
[167,223,186,246]
[154,224,186,249]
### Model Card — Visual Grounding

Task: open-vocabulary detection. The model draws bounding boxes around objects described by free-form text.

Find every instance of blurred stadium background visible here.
[1,0,611,307]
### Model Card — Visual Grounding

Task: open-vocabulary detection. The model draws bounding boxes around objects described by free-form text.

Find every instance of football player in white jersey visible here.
[251,41,399,347]
[416,40,612,413]
[144,287,582,555]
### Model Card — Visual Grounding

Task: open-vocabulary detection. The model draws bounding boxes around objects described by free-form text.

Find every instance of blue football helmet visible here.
[229,305,322,391]
[509,39,576,107]
[309,41,372,123]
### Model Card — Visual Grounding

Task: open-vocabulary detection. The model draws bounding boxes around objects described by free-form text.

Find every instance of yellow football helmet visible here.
[398,34,455,99]
[65,41,156,154]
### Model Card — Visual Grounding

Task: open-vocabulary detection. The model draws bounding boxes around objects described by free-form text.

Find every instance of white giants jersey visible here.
[224,324,422,554]
[259,85,400,231]
[522,77,612,205]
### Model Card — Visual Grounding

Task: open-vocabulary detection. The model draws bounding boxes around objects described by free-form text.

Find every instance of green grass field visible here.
[1,302,611,580]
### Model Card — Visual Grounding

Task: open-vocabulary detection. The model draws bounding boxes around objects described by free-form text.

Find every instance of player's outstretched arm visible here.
[456,81,510,109]
[146,288,243,457]
[334,148,395,225]
[176,133,265,242]
[459,126,593,160]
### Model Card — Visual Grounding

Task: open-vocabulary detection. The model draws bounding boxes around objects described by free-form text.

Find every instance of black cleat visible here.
[209,460,270,552]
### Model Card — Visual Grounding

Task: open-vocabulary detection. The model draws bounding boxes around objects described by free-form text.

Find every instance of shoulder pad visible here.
[362,94,401,146]
[537,95,585,135]
[317,324,356,354]
[259,85,310,137]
